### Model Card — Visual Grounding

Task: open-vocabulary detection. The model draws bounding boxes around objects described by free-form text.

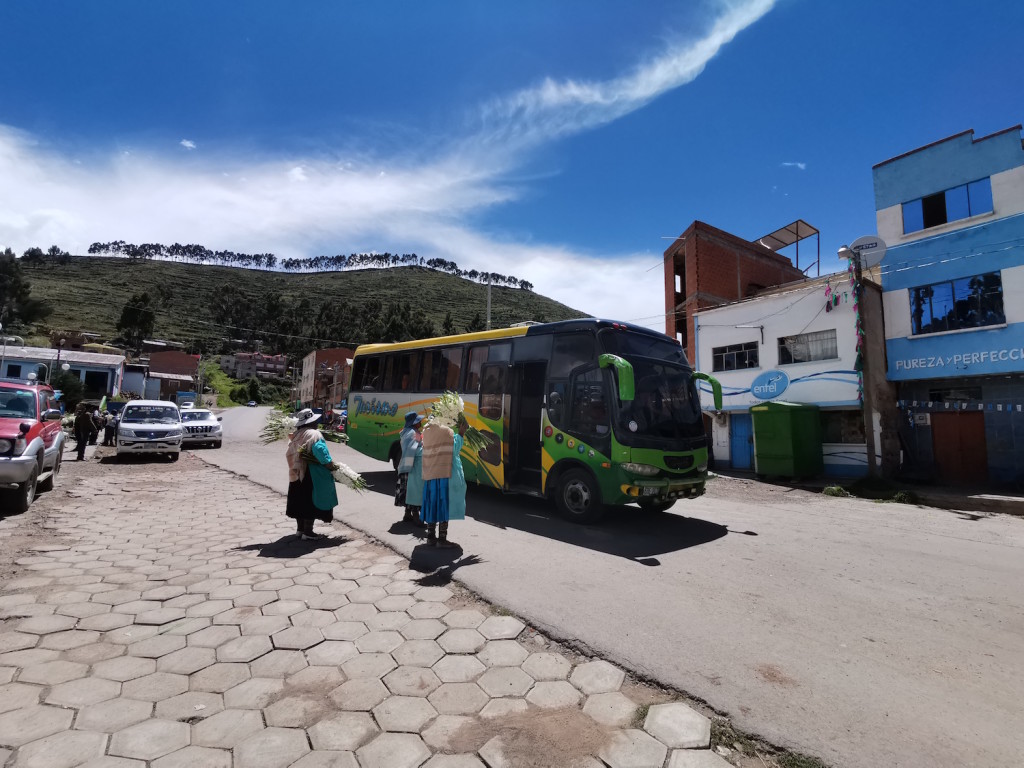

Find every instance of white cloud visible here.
[780,161,806,170]
[0,0,775,333]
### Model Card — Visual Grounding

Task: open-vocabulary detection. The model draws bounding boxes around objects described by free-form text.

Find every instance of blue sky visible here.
[1,1,1021,330]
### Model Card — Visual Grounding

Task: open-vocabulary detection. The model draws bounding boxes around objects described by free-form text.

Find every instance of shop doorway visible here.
[730,413,754,470]
[930,412,988,485]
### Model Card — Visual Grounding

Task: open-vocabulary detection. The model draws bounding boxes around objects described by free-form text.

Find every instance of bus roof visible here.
[352,318,674,356]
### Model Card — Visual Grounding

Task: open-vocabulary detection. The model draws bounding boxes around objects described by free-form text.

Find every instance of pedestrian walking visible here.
[285,408,339,540]
[102,410,116,446]
[396,411,424,525]
[73,404,93,461]
[420,420,457,548]
[449,416,468,523]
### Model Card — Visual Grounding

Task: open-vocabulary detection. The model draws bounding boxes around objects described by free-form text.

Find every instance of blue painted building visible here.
[874,125,1024,486]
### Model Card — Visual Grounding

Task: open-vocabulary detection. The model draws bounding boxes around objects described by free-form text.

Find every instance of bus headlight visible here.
[621,463,659,476]
[696,461,708,472]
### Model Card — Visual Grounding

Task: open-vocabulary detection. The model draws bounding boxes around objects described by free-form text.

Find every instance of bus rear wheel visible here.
[554,468,605,524]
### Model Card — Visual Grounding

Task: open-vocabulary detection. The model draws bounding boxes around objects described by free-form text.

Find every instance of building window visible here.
[902,178,993,234]
[910,272,1005,335]
[820,411,865,444]
[6,364,22,378]
[712,341,759,372]
[778,330,838,365]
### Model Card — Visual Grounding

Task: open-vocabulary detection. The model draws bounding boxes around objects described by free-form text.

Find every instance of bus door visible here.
[477,362,508,488]
[507,361,547,493]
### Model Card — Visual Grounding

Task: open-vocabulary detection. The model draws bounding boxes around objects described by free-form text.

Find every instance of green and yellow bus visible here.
[346,319,722,523]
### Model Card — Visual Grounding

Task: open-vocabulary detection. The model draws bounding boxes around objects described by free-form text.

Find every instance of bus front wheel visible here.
[554,468,605,524]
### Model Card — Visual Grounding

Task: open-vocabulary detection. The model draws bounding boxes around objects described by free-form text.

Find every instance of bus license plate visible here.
[642,487,658,496]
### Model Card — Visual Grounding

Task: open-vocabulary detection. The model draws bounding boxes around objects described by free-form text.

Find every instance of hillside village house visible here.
[300,348,354,409]
[875,124,1024,486]
[144,350,199,400]
[693,273,895,477]
[220,352,288,379]
[0,346,125,399]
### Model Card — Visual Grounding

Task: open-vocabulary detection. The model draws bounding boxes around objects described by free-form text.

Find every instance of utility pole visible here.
[486,273,491,330]
[839,245,877,477]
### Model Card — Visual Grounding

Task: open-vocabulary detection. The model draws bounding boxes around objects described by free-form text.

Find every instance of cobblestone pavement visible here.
[0,455,731,768]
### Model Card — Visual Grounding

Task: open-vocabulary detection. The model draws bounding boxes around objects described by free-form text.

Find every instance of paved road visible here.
[204,407,1024,768]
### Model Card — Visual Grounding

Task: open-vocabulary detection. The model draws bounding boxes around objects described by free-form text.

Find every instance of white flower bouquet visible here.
[428,390,494,454]
[261,412,299,444]
[298,445,367,493]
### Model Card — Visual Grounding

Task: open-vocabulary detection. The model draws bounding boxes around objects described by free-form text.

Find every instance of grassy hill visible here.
[20,256,586,352]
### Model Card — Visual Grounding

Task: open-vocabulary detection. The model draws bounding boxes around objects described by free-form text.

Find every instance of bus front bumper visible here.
[619,478,705,501]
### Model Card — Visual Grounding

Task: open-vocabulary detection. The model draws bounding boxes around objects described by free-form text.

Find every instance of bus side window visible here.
[466,346,487,393]
[352,357,380,391]
[479,363,505,420]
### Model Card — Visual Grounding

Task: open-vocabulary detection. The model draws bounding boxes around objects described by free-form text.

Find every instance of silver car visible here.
[181,408,223,448]
[116,400,183,461]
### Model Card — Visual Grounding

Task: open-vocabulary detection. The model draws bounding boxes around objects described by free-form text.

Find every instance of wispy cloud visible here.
[780,161,806,170]
[0,0,775,331]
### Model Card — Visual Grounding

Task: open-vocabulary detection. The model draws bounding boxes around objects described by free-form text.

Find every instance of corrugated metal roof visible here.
[1,345,125,366]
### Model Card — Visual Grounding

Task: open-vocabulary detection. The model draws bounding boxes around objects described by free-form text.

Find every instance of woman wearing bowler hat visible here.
[285,408,339,540]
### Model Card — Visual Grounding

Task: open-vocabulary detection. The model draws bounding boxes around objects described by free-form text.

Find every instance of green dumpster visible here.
[750,401,823,478]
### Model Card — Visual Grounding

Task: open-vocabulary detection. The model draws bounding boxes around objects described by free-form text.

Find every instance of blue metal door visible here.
[730,413,754,470]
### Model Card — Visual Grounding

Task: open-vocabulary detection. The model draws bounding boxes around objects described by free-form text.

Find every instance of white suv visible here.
[181,408,223,448]
[116,400,183,461]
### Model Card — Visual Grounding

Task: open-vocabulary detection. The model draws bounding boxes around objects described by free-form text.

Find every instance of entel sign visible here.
[894,347,1024,371]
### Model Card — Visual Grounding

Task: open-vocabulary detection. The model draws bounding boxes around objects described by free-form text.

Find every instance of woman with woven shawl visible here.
[420,420,458,547]
[285,409,339,540]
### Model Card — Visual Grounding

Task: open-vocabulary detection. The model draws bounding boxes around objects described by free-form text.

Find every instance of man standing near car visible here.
[74,404,93,461]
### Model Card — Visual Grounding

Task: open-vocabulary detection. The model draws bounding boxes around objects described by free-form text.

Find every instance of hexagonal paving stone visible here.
[479,698,529,719]
[406,602,449,620]
[190,662,251,693]
[45,676,122,707]
[414,587,452,603]
[346,586,388,604]
[187,625,241,648]
[0,632,37,654]
[599,728,668,768]
[570,659,626,695]
[356,733,431,768]
[643,702,711,749]
[477,616,525,640]
[526,681,583,709]
[391,641,444,669]
[262,694,327,728]
[109,718,191,760]
[55,602,111,619]
[355,630,404,654]
[135,608,187,626]
[290,609,335,628]
[322,621,368,641]
[223,678,286,709]
[17,614,78,634]
[399,619,446,640]
[92,590,142,607]
[157,646,217,675]
[477,640,529,668]
[306,594,350,611]
[334,604,377,622]
[75,697,153,732]
[64,642,126,665]
[384,666,442,697]
[92,656,156,682]
[127,635,186,659]
[287,665,346,691]
[154,691,224,721]
[77,614,134,632]
[0,704,73,746]
[38,629,101,651]
[105,625,159,645]
[432,655,485,683]
[186,600,234,618]
[373,695,438,732]
[421,714,474,751]
[122,672,189,702]
[437,629,486,654]
[191,708,265,748]
[442,610,485,626]
[477,667,534,698]
[217,635,273,662]
[19,659,89,685]
[250,650,307,678]
[151,745,232,768]
[583,691,640,727]
[0,682,42,713]
[305,640,359,667]
[12,729,107,768]
[365,612,411,632]
[329,678,389,711]
[374,595,416,612]
[271,627,323,651]
[307,712,379,751]
[240,616,290,636]
[341,652,396,680]
[521,652,572,681]
[261,601,306,617]
[428,683,489,715]
[233,726,309,768]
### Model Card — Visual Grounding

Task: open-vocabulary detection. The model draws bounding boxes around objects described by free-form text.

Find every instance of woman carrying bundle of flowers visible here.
[284,408,340,540]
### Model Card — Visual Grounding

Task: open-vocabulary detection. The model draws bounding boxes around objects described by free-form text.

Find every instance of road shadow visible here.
[232,533,349,559]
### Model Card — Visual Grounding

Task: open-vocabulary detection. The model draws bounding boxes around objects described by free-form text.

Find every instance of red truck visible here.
[0,379,66,513]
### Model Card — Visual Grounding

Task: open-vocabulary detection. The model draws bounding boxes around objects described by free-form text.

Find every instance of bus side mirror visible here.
[598,354,634,402]
[692,371,723,411]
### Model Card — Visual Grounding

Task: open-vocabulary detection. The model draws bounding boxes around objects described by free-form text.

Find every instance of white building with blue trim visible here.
[694,273,890,477]
[874,125,1024,486]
